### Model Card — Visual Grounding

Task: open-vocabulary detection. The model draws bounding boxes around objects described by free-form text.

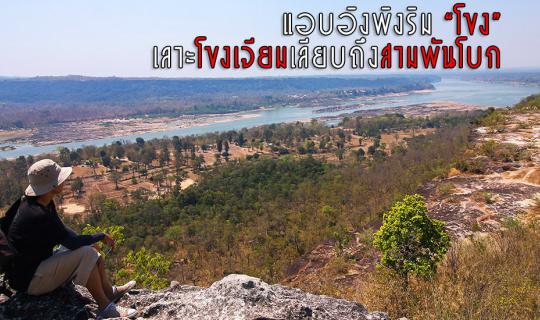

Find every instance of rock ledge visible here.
[0,274,388,320]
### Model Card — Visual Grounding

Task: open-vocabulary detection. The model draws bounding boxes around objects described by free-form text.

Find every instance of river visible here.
[0,78,538,159]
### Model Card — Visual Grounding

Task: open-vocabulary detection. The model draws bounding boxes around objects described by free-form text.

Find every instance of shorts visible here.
[26,246,100,295]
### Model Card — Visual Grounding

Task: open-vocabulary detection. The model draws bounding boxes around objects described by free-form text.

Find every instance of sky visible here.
[1,0,539,78]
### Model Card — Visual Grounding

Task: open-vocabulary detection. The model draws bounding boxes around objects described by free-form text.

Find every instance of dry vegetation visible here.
[354,220,540,319]
[284,94,540,319]
[2,94,540,318]
[55,125,433,217]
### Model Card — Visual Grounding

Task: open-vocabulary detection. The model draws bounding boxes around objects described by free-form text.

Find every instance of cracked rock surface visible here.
[0,274,388,320]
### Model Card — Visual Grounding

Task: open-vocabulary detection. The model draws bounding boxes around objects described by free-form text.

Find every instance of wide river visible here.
[1,78,538,159]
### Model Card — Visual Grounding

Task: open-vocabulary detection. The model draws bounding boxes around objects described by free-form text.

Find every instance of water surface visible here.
[0,78,537,159]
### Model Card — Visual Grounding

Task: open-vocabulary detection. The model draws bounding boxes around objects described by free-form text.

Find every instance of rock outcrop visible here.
[0,274,388,320]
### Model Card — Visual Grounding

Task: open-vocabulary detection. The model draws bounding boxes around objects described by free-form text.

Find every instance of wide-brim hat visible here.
[25,159,73,196]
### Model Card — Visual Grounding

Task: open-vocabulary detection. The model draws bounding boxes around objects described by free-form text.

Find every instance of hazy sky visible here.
[1,0,539,77]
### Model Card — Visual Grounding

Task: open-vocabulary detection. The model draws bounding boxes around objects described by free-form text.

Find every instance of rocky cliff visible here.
[0,274,388,320]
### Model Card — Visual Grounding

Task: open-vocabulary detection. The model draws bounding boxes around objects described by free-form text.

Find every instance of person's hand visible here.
[102,233,115,251]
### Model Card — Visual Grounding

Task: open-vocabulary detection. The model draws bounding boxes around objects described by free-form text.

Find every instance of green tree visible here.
[333,227,352,257]
[71,177,84,198]
[192,155,205,172]
[216,139,223,153]
[237,133,246,146]
[159,147,170,166]
[117,247,172,290]
[58,147,72,166]
[110,171,121,190]
[354,148,365,161]
[304,140,316,154]
[136,137,145,147]
[373,194,450,279]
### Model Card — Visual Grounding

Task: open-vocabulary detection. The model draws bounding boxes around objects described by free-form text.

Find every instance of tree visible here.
[87,159,98,177]
[237,133,246,147]
[110,171,121,190]
[109,158,121,171]
[337,129,345,140]
[141,146,156,168]
[373,194,450,279]
[112,141,125,159]
[319,138,327,150]
[304,140,316,154]
[150,172,164,196]
[214,153,222,165]
[172,136,182,152]
[216,139,223,153]
[223,141,230,162]
[336,148,345,160]
[69,151,81,164]
[192,155,205,172]
[58,147,72,166]
[136,137,145,147]
[100,151,111,168]
[71,177,84,198]
[159,147,170,166]
[354,148,365,161]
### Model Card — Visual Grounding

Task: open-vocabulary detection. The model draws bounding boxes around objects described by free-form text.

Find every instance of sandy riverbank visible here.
[5,111,261,148]
[0,99,487,156]
[318,101,490,121]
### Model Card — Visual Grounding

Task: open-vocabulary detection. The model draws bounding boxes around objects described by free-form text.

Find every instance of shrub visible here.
[83,224,171,290]
[82,224,125,257]
[472,191,495,204]
[117,247,172,290]
[436,182,455,197]
[373,194,450,278]
[514,93,540,112]
[479,109,507,129]
[480,141,526,162]
[455,157,487,174]
[357,223,540,319]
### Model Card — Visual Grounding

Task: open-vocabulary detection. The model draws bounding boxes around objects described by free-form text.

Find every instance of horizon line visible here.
[1,67,540,81]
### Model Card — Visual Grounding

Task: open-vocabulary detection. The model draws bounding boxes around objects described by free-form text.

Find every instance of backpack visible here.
[0,198,21,296]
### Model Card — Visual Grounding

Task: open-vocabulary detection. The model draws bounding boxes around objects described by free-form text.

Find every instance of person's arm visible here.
[61,232,105,250]
[61,225,105,250]
[47,204,105,250]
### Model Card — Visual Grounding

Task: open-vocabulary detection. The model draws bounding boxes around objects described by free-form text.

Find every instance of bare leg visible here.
[85,263,110,310]
[96,256,114,300]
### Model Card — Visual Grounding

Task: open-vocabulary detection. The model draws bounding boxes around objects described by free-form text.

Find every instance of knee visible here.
[96,253,104,266]
[79,245,100,259]
[80,245,94,253]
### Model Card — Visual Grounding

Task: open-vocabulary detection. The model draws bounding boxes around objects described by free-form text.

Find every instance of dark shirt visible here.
[5,197,104,291]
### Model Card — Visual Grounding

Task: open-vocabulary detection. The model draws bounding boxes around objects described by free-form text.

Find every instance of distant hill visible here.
[0,75,438,128]
[0,75,439,103]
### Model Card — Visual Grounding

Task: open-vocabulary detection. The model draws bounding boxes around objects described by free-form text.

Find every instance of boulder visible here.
[0,274,388,320]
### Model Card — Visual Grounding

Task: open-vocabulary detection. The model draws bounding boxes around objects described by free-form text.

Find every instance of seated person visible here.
[4,159,137,319]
